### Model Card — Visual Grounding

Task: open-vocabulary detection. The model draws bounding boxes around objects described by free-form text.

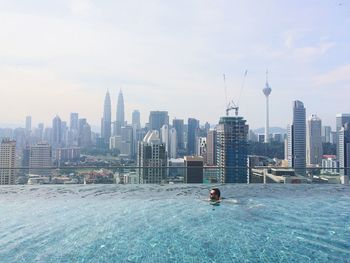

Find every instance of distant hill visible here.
[254,127,287,134]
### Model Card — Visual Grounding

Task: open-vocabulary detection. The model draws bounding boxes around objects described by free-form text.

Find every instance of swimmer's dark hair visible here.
[211,188,220,198]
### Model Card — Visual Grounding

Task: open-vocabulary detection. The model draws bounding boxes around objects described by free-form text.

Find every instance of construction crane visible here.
[223,70,248,116]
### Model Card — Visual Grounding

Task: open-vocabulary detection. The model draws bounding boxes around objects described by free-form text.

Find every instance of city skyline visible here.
[0,1,349,129]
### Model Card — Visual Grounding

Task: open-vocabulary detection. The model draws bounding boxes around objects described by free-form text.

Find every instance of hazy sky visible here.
[0,0,349,130]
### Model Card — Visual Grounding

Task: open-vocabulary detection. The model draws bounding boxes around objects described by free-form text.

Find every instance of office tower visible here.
[132,110,141,130]
[339,123,350,182]
[262,72,272,143]
[43,128,53,145]
[52,116,62,148]
[288,100,306,175]
[204,122,210,134]
[70,113,79,131]
[138,131,167,184]
[80,122,92,148]
[61,121,68,147]
[184,156,203,183]
[161,124,169,153]
[0,139,16,185]
[336,114,350,158]
[206,130,217,165]
[216,116,248,183]
[121,126,134,157]
[115,90,125,136]
[25,116,32,133]
[306,115,322,165]
[149,111,169,133]
[173,119,184,153]
[322,126,331,143]
[169,128,177,159]
[187,118,199,155]
[29,143,52,176]
[36,123,44,142]
[101,90,112,143]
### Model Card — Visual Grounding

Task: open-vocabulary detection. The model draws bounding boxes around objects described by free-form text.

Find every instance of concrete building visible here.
[306,114,322,166]
[184,156,203,183]
[56,148,80,162]
[206,130,217,166]
[161,124,170,153]
[321,155,338,175]
[216,116,248,183]
[29,143,52,176]
[137,131,167,184]
[169,128,177,159]
[0,139,16,185]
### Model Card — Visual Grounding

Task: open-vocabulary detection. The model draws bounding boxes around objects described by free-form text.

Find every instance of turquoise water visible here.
[0,184,350,262]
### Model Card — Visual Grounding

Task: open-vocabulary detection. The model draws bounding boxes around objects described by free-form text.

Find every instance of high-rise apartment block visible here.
[216,116,248,183]
[0,139,16,185]
[306,114,322,165]
[137,131,167,184]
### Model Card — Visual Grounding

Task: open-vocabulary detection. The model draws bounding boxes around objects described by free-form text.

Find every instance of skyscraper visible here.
[29,142,52,176]
[172,119,184,154]
[138,131,167,184]
[306,114,322,166]
[336,114,350,159]
[115,90,125,135]
[0,139,16,185]
[322,126,331,143]
[216,116,248,183]
[339,123,350,183]
[262,72,272,143]
[187,118,199,155]
[25,116,32,133]
[289,100,306,175]
[169,128,177,159]
[101,90,112,143]
[149,111,169,132]
[161,124,169,153]
[206,130,217,166]
[132,110,141,130]
[70,113,79,131]
[52,116,62,148]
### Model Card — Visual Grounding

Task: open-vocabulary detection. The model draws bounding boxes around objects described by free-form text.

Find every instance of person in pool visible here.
[209,188,221,203]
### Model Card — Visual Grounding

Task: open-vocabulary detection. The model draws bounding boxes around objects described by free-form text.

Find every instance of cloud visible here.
[314,64,350,86]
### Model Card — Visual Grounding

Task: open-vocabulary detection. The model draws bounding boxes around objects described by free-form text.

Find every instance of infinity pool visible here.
[0,184,349,262]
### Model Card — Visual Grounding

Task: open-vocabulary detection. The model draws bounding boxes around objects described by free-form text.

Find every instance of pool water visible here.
[0,184,350,262]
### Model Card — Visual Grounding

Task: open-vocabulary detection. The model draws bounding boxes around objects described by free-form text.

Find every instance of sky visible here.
[0,0,349,131]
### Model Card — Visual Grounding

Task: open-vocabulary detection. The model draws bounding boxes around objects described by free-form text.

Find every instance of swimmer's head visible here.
[210,188,220,201]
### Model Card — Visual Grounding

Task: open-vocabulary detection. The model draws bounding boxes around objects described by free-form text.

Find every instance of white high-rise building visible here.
[306,115,323,166]
[339,123,350,183]
[0,139,16,185]
[169,128,177,159]
[161,124,169,153]
[262,72,272,143]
